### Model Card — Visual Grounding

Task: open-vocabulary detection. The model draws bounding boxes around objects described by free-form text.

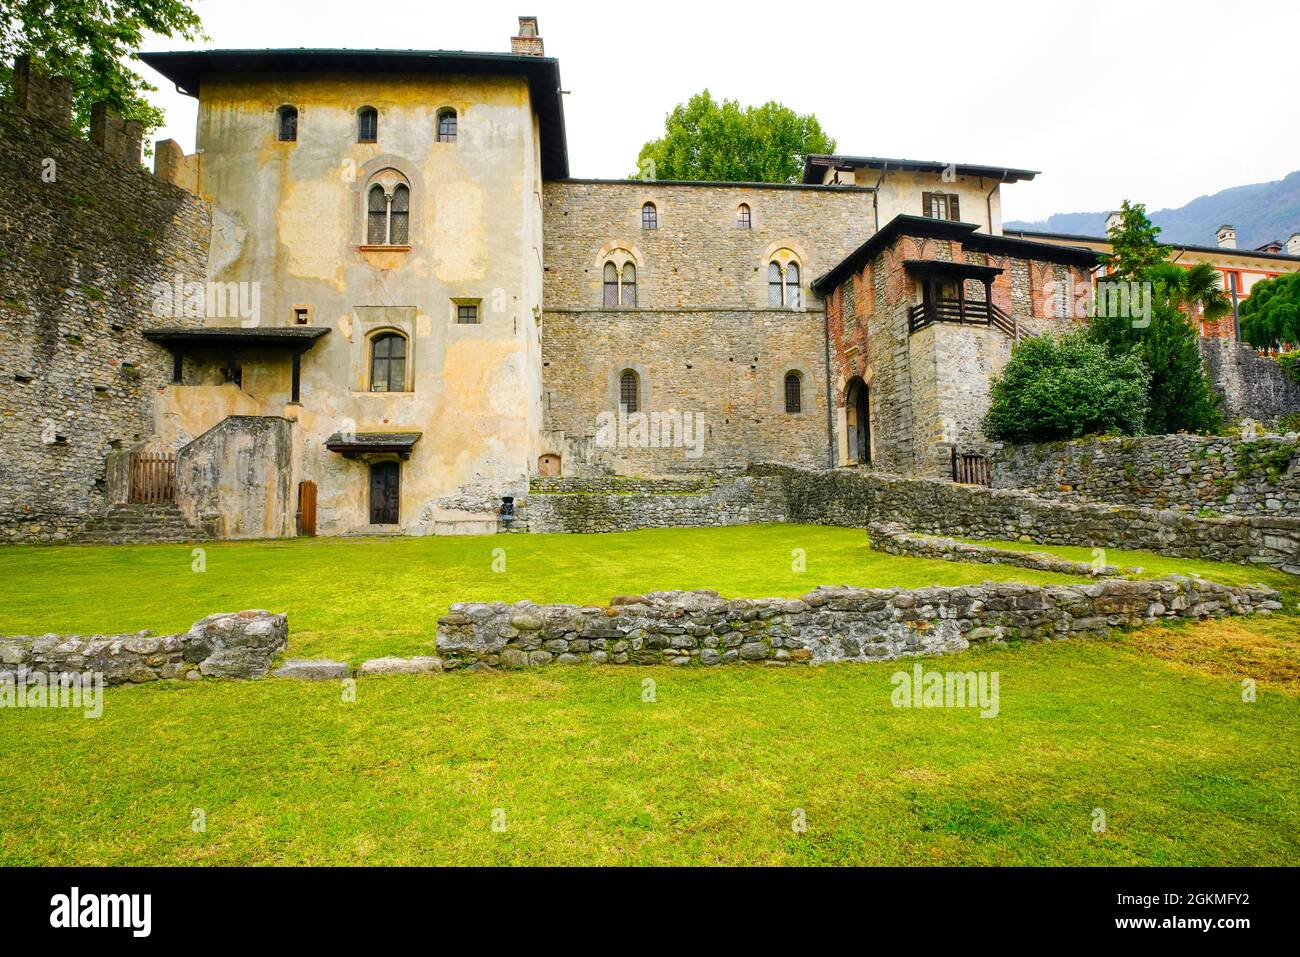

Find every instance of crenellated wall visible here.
[0,68,210,542]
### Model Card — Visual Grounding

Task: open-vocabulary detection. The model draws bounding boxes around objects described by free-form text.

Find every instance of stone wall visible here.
[768,464,1300,575]
[868,521,1134,577]
[540,308,831,474]
[539,180,873,477]
[176,415,295,539]
[1200,337,1300,426]
[435,579,1279,669]
[526,472,785,533]
[991,434,1300,516]
[0,610,286,685]
[0,89,210,543]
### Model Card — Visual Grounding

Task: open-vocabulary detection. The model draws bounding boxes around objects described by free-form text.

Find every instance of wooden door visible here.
[297,480,317,536]
[369,462,400,524]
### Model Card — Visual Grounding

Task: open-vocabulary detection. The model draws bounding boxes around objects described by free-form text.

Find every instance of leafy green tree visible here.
[634,90,835,184]
[0,0,205,144]
[981,332,1151,443]
[1090,201,1225,434]
[1239,272,1300,348]
[1089,297,1223,435]
[1104,199,1167,279]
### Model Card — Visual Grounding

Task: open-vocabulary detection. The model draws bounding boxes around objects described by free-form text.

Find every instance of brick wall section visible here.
[540,180,874,475]
[992,434,1300,516]
[827,237,1084,477]
[0,102,210,542]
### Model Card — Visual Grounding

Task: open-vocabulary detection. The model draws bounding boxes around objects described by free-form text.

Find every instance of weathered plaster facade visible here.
[151,67,549,535]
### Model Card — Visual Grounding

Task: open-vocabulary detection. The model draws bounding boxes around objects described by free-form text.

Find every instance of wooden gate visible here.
[128,451,176,504]
[952,450,992,486]
[297,480,318,537]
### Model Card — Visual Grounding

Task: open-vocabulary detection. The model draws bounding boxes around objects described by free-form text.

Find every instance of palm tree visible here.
[1145,262,1230,323]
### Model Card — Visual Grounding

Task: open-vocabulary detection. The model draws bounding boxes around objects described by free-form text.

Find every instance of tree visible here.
[1089,296,1223,435]
[1239,271,1300,349]
[0,0,205,145]
[981,332,1151,444]
[1089,201,1225,434]
[634,90,835,184]
[1146,261,1230,324]
[1103,199,1167,279]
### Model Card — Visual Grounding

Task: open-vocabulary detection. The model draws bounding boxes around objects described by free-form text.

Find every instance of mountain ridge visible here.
[1006,170,1300,251]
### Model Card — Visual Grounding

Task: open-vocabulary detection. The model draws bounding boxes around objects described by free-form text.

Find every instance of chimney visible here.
[1104,210,1122,235]
[1288,232,1300,257]
[511,16,544,56]
[1216,224,1237,249]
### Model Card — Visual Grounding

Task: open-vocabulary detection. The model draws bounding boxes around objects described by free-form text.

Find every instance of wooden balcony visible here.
[907,298,1017,337]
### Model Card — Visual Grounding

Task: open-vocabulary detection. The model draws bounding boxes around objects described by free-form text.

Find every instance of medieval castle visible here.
[2,17,1295,542]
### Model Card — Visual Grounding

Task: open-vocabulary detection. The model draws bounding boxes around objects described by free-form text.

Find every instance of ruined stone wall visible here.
[435,578,1279,669]
[0,610,286,685]
[525,472,786,533]
[767,464,1300,575]
[0,100,209,542]
[991,434,1300,516]
[1199,338,1300,426]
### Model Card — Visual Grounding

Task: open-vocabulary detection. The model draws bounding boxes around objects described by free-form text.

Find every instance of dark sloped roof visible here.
[139,48,569,179]
[1003,228,1300,264]
[812,215,1100,294]
[143,326,330,350]
[803,154,1038,185]
[325,432,422,458]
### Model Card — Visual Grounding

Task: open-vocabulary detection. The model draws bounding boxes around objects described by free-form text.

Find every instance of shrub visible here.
[1089,297,1224,435]
[1277,351,1300,385]
[982,332,1151,444]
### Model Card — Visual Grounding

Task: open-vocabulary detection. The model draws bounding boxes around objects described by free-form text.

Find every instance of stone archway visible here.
[845,377,870,465]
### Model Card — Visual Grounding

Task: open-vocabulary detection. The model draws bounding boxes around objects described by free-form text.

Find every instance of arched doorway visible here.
[845,377,870,465]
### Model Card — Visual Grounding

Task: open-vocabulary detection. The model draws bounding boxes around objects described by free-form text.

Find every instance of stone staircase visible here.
[76,504,204,544]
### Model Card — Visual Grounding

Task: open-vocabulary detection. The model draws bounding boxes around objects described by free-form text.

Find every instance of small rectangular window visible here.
[457,304,479,324]
[293,308,310,325]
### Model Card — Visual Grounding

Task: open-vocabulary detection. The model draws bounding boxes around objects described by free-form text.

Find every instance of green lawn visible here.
[1,638,1297,865]
[2,525,1291,662]
[0,526,1296,866]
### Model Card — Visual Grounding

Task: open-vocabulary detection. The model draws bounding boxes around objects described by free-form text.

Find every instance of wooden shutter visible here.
[922,192,933,217]
[949,193,961,222]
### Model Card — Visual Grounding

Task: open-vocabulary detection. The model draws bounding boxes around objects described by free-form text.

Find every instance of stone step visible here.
[76,504,204,545]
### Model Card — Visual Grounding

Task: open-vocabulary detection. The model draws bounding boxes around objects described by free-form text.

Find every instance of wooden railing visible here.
[952,450,991,486]
[908,298,1017,338]
[128,451,177,504]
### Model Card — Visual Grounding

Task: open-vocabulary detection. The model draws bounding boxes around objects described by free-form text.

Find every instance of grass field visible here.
[0,526,1296,865]
[0,525,1289,662]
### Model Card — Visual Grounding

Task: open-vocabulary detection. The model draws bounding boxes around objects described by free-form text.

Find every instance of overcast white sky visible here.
[140,0,1300,223]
